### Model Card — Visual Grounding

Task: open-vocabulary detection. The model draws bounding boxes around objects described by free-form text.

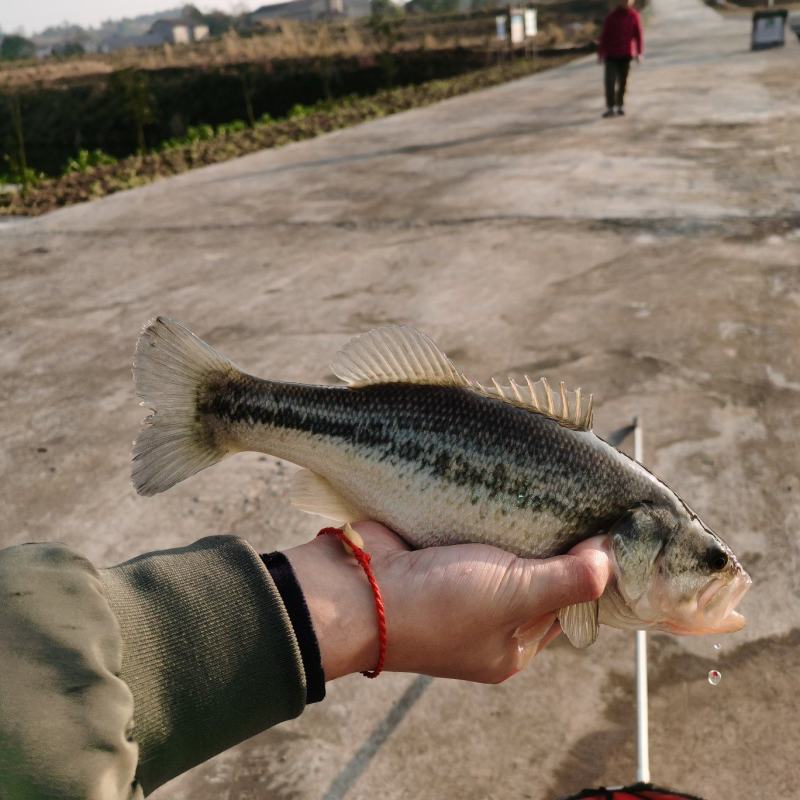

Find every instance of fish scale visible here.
[202,375,660,557]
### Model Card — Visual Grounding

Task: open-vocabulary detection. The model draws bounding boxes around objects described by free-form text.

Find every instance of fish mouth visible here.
[665,567,752,636]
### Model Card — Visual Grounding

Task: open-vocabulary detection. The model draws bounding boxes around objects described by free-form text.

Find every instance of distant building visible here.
[148,19,210,44]
[150,19,190,43]
[344,0,372,17]
[250,0,344,23]
[101,21,209,52]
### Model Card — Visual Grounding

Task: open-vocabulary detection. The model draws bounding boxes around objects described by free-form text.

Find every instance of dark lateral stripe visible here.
[200,378,631,521]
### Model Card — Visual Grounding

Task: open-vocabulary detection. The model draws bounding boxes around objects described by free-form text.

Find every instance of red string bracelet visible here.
[316,525,387,679]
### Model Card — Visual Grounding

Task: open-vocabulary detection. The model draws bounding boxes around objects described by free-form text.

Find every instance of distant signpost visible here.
[524,8,538,37]
[495,14,508,41]
[496,6,538,53]
[751,9,788,49]
[509,7,526,45]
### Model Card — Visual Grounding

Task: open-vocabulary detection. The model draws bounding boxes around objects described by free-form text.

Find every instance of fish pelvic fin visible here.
[558,600,600,648]
[290,469,365,523]
[132,316,238,496]
[331,325,469,388]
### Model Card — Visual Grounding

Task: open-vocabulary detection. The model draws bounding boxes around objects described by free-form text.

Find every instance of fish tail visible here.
[132,316,239,496]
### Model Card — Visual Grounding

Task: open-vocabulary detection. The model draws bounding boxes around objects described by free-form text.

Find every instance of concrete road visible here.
[2,0,799,796]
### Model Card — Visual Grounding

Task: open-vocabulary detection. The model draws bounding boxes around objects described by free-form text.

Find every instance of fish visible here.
[132,317,751,648]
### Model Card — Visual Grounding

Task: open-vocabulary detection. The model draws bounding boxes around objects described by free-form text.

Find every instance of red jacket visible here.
[598,7,644,59]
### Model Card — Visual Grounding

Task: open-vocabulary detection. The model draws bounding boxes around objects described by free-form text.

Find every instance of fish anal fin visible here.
[557,600,599,648]
[331,326,468,388]
[473,376,595,431]
[290,469,363,523]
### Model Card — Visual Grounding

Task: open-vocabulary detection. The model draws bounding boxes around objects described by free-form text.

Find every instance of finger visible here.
[513,616,560,671]
[536,620,562,653]
[567,534,611,561]
[513,613,556,649]
[513,535,612,616]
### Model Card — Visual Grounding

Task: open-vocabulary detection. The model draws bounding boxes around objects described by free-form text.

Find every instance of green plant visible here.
[186,123,215,141]
[216,119,247,135]
[65,149,118,173]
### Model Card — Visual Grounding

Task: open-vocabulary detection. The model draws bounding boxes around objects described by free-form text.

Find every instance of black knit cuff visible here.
[261,552,326,704]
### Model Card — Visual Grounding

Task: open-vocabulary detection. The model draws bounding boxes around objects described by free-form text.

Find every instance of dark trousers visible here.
[604,57,632,109]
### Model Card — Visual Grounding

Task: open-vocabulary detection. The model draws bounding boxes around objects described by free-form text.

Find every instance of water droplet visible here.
[516,493,527,507]
[713,643,721,651]
[708,669,722,686]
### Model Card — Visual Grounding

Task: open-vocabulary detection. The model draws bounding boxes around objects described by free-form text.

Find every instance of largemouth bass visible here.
[132,318,751,647]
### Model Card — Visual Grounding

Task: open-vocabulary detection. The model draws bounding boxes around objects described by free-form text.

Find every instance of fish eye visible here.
[706,547,729,571]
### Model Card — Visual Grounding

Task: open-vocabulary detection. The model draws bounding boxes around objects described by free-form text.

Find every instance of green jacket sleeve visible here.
[0,535,308,798]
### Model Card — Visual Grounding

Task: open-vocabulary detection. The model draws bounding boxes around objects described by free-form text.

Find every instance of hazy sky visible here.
[1,1,261,35]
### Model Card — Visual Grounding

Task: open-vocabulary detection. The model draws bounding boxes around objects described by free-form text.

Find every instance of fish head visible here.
[605,503,751,637]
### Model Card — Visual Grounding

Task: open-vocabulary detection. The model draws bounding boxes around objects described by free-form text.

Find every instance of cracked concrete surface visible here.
[1,0,799,796]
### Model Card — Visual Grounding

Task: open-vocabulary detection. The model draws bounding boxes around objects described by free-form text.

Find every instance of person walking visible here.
[598,0,644,117]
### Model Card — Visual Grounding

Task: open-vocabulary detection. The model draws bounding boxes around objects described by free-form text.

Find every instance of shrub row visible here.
[1,49,583,216]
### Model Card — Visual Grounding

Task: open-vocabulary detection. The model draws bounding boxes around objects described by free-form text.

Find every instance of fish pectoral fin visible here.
[557,600,600,648]
[289,469,363,523]
[331,326,468,388]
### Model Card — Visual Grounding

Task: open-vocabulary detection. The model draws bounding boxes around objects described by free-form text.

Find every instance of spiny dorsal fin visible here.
[470,375,594,431]
[331,326,468,388]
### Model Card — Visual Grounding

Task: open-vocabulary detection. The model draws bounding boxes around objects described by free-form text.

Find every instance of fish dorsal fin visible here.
[331,326,468,388]
[290,468,364,522]
[469,375,594,431]
[331,326,593,429]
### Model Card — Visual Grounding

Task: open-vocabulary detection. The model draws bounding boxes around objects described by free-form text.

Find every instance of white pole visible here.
[633,417,650,784]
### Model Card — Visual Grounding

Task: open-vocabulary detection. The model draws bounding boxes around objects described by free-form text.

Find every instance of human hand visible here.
[285,522,611,684]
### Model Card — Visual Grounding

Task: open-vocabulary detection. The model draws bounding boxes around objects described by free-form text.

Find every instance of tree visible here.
[109,69,155,155]
[54,41,86,57]
[203,11,234,37]
[369,0,404,50]
[369,0,404,86]
[6,93,32,191]
[181,4,205,23]
[0,35,36,61]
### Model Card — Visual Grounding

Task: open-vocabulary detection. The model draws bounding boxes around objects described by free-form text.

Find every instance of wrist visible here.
[284,535,379,681]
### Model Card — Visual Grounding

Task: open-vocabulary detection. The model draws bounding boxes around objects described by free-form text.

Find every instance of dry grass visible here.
[0,8,598,90]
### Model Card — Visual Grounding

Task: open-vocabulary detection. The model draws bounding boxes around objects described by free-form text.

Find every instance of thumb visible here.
[511,535,612,618]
